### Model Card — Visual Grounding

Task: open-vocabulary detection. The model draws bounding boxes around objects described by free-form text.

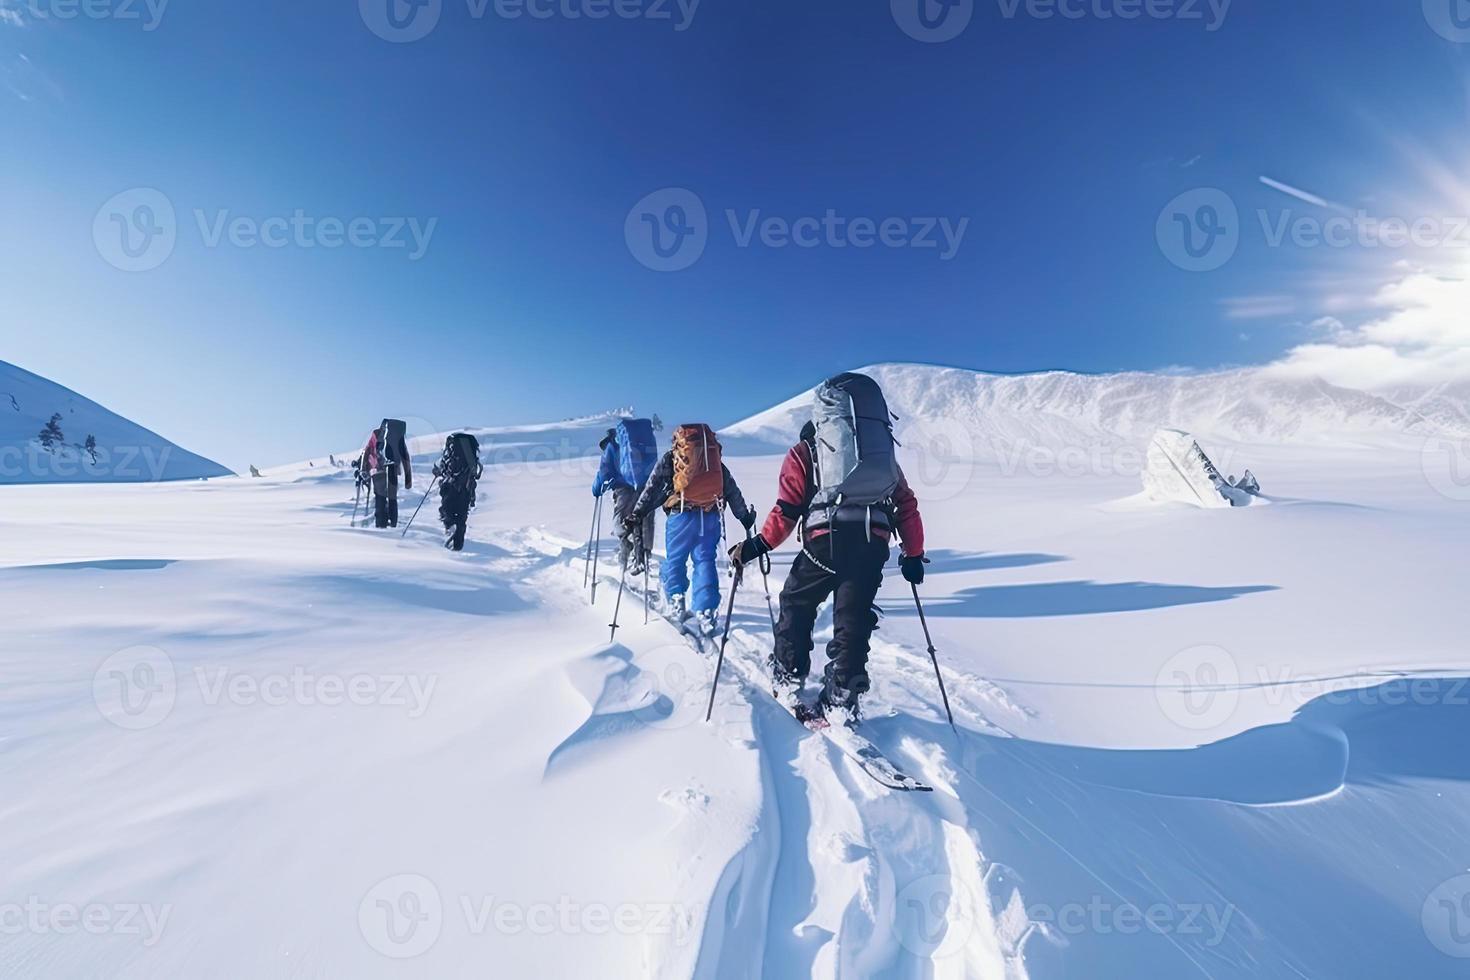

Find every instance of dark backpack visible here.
[615,419,658,489]
[378,418,408,467]
[807,373,901,525]
[441,433,483,488]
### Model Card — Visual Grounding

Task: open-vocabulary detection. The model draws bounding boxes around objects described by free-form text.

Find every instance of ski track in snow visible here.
[571,549,1026,979]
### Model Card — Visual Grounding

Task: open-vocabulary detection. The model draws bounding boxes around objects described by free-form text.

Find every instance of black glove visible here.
[738,507,757,531]
[432,464,443,478]
[620,514,642,538]
[729,534,770,568]
[900,553,930,586]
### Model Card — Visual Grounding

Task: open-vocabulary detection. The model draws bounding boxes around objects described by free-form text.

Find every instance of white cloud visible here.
[1267,269,1470,388]
[0,2,25,27]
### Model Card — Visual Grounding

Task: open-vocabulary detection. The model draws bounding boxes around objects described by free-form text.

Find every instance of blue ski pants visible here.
[663,508,723,612]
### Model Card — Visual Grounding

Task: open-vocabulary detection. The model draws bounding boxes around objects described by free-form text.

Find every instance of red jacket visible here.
[361,430,412,489]
[759,440,925,557]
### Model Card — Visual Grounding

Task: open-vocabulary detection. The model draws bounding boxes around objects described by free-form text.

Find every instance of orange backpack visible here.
[668,424,724,511]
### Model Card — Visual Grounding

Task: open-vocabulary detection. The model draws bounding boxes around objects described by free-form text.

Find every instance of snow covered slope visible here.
[723,363,1469,454]
[0,360,232,484]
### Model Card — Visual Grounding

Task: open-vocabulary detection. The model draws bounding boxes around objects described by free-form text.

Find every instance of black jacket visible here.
[632,450,753,524]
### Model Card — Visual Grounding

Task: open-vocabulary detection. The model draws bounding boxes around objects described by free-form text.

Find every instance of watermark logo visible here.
[19,0,169,30]
[359,874,444,958]
[360,0,443,42]
[1157,188,1239,272]
[93,646,177,730]
[892,0,974,43]
[894,875,980,958]
[1424,0,1470,43]
[1422,436,1470,501]
[996,0,1231,31]
[1423,875,1470,958]
[94,188,177,273]
[896,417,977,502]
[1154,644,1240,731]
[625,188,708,272]
[630,644,708,731]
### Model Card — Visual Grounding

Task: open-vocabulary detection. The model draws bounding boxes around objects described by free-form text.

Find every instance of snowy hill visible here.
[723,363,1468,454]
[0,360,232,484]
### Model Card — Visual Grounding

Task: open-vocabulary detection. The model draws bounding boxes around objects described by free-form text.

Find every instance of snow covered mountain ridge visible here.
[0,360,232,484]
[723,363,1470,453]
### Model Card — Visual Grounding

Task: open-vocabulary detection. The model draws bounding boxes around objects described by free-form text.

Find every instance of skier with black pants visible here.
[730,373,927,725]
[361,419,412,529]
[433,433,483,551]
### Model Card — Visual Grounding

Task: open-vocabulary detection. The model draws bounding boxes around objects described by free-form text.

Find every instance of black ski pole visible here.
[399,475,441,539]
[704,565,743,723]
[640,525,651,626]
[911,583,957,733]
[747,524,777,638]
[609,553,629,643]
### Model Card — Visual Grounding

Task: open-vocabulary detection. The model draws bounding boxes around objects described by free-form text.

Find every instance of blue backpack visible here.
[616,419,658,489]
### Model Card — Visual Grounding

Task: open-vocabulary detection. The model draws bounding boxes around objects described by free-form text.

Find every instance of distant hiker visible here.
[626,424,755,637]
[595,419,659,575]
[361,419,412,529]
[729,373,927,726]
[433,433,483,551]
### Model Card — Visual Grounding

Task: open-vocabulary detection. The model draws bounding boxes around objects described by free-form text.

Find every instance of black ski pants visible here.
[612,485,655,568]
[773,528,889,697]
[439,483,472,551]
[372,471,400,528]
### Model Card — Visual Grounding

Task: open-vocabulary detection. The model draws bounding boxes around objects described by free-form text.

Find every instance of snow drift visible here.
[0,360,232,484]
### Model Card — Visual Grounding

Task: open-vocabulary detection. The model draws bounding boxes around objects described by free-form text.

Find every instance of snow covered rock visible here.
[1142,429,1259,508]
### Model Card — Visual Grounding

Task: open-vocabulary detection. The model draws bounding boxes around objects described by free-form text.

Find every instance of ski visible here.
[586,563,931,792]
[759,678,933,793]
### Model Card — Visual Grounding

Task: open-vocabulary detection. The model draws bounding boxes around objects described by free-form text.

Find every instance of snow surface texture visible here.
[4,365,1470,978]
[0,360,232,484]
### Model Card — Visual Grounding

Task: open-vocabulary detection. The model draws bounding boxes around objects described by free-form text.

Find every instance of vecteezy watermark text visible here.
[1157,187,1470,272]
[357,874,693,959]
[892,0,1230,43]
[0,898,171,947]
[359,0,699,43]
[93,189,438,272]
[624,188,969,272]
[93,646,440,730]
[16,0,168,30]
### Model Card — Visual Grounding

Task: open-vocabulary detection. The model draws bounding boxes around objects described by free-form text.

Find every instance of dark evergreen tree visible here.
[38,413,64,453]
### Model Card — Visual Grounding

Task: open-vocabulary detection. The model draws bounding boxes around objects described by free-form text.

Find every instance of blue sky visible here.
[3,0,1470,470]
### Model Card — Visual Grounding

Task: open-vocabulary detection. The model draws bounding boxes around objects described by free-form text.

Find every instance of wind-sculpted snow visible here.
[0,360,232,484]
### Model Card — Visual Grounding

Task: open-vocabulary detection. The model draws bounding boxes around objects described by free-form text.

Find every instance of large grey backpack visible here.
[807,373,901,528]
